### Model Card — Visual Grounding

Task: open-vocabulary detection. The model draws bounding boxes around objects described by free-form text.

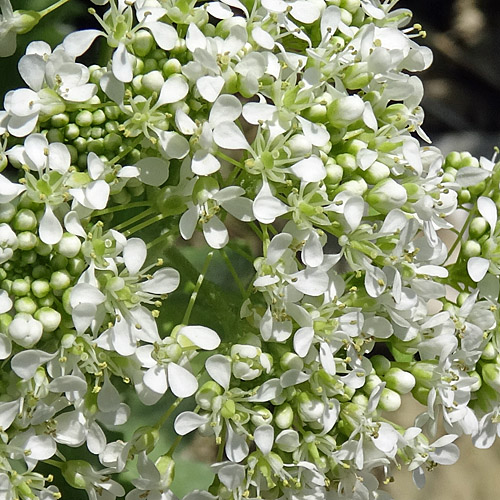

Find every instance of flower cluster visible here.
[0,0,500,499]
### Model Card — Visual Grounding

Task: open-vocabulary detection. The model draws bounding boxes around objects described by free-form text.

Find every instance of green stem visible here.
[44,459,63,469]
[167,435,183,457]
[147,230,175,250]
[182,251,214,325]
[124,213,165,236]
[39,0,70,18]
[220,249,246,297]
[217,152,244,169]
[109,136,143,165]
[93,201,151,217]
[114,207,155,232]
[445,208,474,263]
[155,398,183,429]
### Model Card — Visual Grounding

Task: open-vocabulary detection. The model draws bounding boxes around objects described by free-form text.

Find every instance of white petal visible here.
[302,231,323,267]
[252,26,275,49]
[294,327,314,357]
[321,5,341,39]
[197,75,225,102]
[203,216,228,249]
[84,180,110,209]
[97,375,122,413]
[100,71,125,105]
[25,435,56,460]
[141,268,180,294]
[225,424,249,463]
[292,268,329,296]
[468,257,490,282]
[157,131,190,159]
[168,363,198,397]
[478,196,497,235]
[136,157,170,186]
[206,354,231,389]
[180,206,198,240]
[178,325,221,350]
[112,42,134,83]
[11,350,55,380]
[145,21,178,50]
[287,156,326,182]
[191,150,221,176]
[174,411,209,435]
[290,0,320,23]
[39,205,63,245]
[253,180,289,223]
[210,95,243,126]
[18,54,46,92]
[213,122,250,150]
[297,117,329,147]
[143,365,168,395]
[63,29,102,57]
[123,238,147,275]
[254,425,274,455]
[344,196,365,231]
[156,75,189,107]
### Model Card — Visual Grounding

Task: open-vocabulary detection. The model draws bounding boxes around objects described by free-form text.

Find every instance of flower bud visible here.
[195,381,223,410]
[462,240,481,258]
[468,370,482,392]
[35,307,61,332]
[12,278,30,296]
[57,233,82,258]
[275,403,294,429]
[297,393,324,422]
[143,70,165,93]
[9,313,43,347]
[366,178,407,213]
[363,374,382,395]
[469,217,489,239]
[384,367,416,394]
[13,209,37,231]
[163,58,182,78]
[251,406,273,426]
[286,135,312,157]
[482,363,500,392]
[343,62,373,89]
[75,110,93,128]
[155,455,175,486]
[377,387,401,412]
[61,460,91,490]
[15,297,37,314]
[280,352,304,371]
[363,161,390,185]
[17,231,37,251]
[131,426,160,454]
[0,203,16,223]
[13,10,41,34]
[50,270,72,291]
[327,95,364,128]
[481,342,497,361]
[132,29,155,57]
[370,354,391,376]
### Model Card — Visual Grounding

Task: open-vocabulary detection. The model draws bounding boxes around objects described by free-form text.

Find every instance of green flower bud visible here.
[155,455,175,486]
[410,361,436,386]
[13,10,41,34]
[381,103,409,129]
[13,208,37,231]
[377,387,401,412]
[57,233,82,258]
[250,406,273,426]
[384,367,416,394]
[68,257,86,276]
[366,178,407,213]
[482,363,500,392]
[362,161,390,184]
[362,374,382,395]
[221,399,236,419]
[468,370,482,392]
[0,313,12,333]
[297,392,324,422]
[51,113,70,128]
[327,95,365,128]
[196,381,223,410]
[17,231,37,251]
[0,203,16,223]
[50,270,71,291]
[34,307,61,332]
[9,313,43,348]
[61,460,92,490]
[462,240,481,258]
[343,62,373,89]
[143,70,165,93]
[336,153,357,175]
[12,278,30,296]
[303,103,328,123]
[131,425,160,454]
[341,0,361,12]
[31,279,50,298]
[325,162,343,186]
[481,342,497,360]
[470,217,489,239]
[370,354,391,376]
[280,352,304,371]
[104,132,123,152]
[275,403,294,429]
[162,58,182,78]
[75,110,93,128]
[15,297,37,314]
[133,29,155,57]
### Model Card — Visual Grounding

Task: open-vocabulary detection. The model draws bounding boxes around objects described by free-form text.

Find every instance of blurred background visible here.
[3,0,500,498]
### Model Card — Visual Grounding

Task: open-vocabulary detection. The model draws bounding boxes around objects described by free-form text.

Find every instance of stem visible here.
[167,435,183,456]
[114,207,155,232]
[39,0,70,18]
[220,249,246,297]
[445,208,475,264]
[124,213,165,236]
[44,459,63,469]
[109,136,143,165]
[93,201,151,217]
[155,397,183,429]
[217,152,244,169]
[182,251,214,325]
[147,230,174,250]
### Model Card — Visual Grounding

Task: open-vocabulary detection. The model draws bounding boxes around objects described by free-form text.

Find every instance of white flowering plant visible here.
[0,0,500,499]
